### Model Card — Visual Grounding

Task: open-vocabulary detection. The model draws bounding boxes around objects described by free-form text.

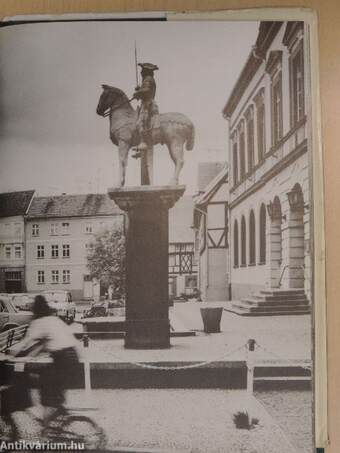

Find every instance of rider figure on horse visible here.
[134,62,159,151]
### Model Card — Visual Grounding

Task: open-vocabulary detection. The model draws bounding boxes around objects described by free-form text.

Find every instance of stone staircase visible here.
[230,288,310,316]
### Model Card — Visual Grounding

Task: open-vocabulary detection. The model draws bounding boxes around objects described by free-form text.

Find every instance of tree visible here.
[86,226,126,297]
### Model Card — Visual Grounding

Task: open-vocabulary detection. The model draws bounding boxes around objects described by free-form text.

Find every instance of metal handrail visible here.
[0,324,29,352]
[278,264,305,288]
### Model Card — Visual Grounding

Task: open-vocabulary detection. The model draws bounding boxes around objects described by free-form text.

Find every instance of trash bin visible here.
[200,306,223,333]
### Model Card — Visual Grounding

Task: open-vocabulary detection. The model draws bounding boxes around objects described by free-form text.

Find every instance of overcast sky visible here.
[0,20,258,195]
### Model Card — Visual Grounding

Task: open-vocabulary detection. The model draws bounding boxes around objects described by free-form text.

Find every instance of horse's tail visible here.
[186,122,195,151]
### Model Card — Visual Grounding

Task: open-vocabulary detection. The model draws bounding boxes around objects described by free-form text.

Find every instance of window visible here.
[249,210,256,265]
[291,45,305,125]
[14,246,22,259]
[62,222,70,235]
[85,243,93,252]
[51,270,59,284]
[257,102,265,161]
[37,245,45,259]
[5,246,11,259]
[32,224,39,237]
[246,107,255,172]
[233,220,239,268]
[232,141,238,185]
[239,124,246,180]
[62,244,70,258]
[50,223,59,235]
[37,270,45,284]
[51,245,59,258]
[85,223,93,234]
[255,89,266,162]
[259,204,267,264]
[272,74,283,145]
[241,216,246,266]
[168,242,197,275]
[63,270,71,284]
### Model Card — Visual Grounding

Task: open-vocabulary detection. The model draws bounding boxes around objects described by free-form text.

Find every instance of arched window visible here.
[233,220,239,267]
[239,122,246,180]
[249,210,256,265]
[246,107,255,173]
[241,216,246,266]
[233,141,238,186]
[259,204,266,264]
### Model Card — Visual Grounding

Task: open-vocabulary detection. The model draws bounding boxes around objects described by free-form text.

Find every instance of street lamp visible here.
[287,187,308,212]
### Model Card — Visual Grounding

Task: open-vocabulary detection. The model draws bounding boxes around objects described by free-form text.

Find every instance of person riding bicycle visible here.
[13,295,79,428]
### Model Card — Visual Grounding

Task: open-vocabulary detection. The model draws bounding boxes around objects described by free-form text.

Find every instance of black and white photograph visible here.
[0,13,319,452]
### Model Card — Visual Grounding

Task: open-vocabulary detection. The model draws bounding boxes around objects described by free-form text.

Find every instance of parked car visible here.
[42,290,76,324]
[82,302,107,318]
[0,296,33,332]
[10,293,36,311]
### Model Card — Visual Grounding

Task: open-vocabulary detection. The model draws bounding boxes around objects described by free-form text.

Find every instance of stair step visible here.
[228,307,310,316]
[234,302,310,312]
[253,294,308,302]
[260,289,305,296]
[242,298,309,307]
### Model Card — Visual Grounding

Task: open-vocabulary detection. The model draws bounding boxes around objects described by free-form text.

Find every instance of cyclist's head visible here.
[33,295,52,318]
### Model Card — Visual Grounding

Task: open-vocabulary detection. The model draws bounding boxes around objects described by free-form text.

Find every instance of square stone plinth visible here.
[108,185,185,349]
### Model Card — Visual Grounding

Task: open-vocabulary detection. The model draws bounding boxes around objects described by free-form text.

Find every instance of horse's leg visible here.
[118,141,130,186]
[168,139,184,185]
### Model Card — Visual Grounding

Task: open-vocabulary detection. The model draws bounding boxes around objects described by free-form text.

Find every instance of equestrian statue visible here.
[96,62,195,187]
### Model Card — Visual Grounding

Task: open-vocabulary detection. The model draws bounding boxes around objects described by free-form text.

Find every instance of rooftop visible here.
[27,193,121,219]
[0,190,35,218]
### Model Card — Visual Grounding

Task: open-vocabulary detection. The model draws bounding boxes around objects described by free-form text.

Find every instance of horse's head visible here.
[96,85,129,117]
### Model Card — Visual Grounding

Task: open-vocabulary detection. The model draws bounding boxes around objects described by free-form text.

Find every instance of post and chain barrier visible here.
[82,336,311,393]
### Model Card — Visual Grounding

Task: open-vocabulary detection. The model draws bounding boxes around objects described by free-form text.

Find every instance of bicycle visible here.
[0,358,107,450]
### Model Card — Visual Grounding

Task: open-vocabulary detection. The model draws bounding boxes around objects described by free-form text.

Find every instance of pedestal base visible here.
[125,319,171,349]
[108,185,185,349]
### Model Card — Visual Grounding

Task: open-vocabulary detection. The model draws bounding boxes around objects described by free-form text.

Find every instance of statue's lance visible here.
[134,40,139,87]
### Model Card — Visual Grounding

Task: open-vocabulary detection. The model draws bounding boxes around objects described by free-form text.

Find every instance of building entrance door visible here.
[5,271,22,293]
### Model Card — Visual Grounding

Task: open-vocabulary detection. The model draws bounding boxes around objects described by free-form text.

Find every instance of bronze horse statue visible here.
[96,85,195,186]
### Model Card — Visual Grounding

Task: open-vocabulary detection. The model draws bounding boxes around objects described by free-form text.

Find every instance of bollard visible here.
[245,339,256,425]
[246,339,255,396]
[83,334,89,348]
[84,359,91,396]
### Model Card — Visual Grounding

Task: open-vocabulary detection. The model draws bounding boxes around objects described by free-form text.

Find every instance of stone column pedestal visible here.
[108,185,185,349]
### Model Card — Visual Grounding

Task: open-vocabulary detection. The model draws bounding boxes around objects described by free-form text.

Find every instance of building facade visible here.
[223,21,311,303]
[0,191,35,293]
[193,166,229,302]
[168,196,198,300]
[25,194,124,300]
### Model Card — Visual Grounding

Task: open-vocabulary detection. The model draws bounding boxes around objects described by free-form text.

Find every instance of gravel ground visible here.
[255,390,313,453]
[1,389,312,452]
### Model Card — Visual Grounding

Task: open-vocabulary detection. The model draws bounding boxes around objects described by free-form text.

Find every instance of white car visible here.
[0,296,33,332]
[42,290,76,324]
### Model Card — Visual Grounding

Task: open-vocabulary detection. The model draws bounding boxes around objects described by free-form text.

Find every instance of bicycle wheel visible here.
[0,416,17,443]
[59,415,107,449]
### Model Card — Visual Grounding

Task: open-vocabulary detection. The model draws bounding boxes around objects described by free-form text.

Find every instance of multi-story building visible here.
[25,193,124,300]
[222,21,311,313]
[194,22,311,315]
[168,196,198,300]
[193,164,229,302]
[0,190,35,292]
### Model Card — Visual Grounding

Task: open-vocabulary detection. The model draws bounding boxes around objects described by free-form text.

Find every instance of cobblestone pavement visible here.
[66,389,309,452]
[255,390,313,453]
